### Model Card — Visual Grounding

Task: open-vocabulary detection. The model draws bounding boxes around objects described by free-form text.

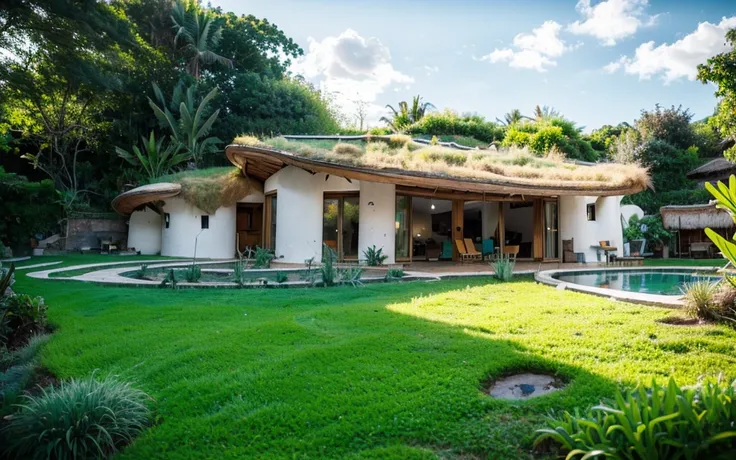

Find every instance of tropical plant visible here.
[148,81,222,166]
[132,264,149,280]
[171,0,233,79]
[492,255,515,282]
[362,245,388,266]
[253,246,273,269]
[705,175,736,286]
[623,215,671,245]
[681,280,720,321]
[275,271,288,284]
[533,105,561,121]
[3,374,151,459]
[321,244,337,287]
[184,264,201,282]
[233,260,245,287]
[116,131,191,181]
[385,268,404,281]
[160,268,178,289]
[0,293,48,349]
[339,266,364,287]
[534,377,736,459]
[380,95,435,131]
[496,109,530,126]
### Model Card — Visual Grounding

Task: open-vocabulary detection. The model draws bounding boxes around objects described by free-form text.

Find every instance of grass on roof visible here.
[151,167,252,214]
[13,256,736,457]
[233,136,650,191]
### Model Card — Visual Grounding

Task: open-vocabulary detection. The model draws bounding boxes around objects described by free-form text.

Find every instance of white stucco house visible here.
[112,136,650,263]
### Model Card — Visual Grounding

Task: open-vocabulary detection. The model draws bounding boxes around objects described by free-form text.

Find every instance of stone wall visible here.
[65,214,128,250]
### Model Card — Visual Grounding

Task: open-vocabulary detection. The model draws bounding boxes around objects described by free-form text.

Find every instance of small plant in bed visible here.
[385,268,404,281]
[275,271,288,284]
[534,377,736,459]
[3,374,151,459]
[160,269,178,289]
[184,264,201,282]
[491,255,515,281]
[132,264,149,280]
[253,246,273,269]
[362,245,388,266]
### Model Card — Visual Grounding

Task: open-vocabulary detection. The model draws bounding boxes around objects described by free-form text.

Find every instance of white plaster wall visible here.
[264,166,360,263]
[160,197,236,259]
[127,208,162,255]
[358,182,396,264]
[560,195,624,262]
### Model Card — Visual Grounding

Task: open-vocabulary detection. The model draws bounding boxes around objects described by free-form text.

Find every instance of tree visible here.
[533,105,561,121]
[496,109,531,126]
[697,28,736,160]
[148,81,222,166]
[171,0,232,80]
[381,95,435,131]
[116,131,191,181]
[635,104,695,150]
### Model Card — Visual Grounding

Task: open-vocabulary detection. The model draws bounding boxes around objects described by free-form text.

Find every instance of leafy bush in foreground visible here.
[491,255,515,282]
[362,245,388,266]
[1,293,48,348]
[3,375,151,459]
[535,377,736,459]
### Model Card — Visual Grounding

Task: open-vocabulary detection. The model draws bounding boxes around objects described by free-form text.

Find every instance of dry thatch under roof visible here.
[687,158,736,180]
[112,167,258,215]
[660,202,735,230]
[227,135,651,197]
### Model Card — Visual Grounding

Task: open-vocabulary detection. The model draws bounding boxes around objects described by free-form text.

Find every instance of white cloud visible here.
[423,65,439,76]
[478,21,567,72]
[569,0,657,46]
[290,29,413,117]
[605,16,736,82]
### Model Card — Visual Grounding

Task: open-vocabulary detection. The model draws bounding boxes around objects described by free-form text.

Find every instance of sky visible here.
[214,0,736,131]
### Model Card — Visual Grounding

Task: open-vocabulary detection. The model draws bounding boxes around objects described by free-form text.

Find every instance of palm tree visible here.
[148,81,222,166]
[380,95,435,131]
[171,0,232,79]
[116,131,192,180]
[533,105,561,121]
[496,109,531,126]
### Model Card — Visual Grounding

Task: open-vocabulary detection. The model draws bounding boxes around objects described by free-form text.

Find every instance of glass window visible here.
[322,198,339,257]
[342,196,360,259]
[164,213,170,229]
[544,201,559,259]
[268,194,277,251]
[201,215,209,229]
[586,203,596,221]
[395,195,410,259]
[322,194,360,261]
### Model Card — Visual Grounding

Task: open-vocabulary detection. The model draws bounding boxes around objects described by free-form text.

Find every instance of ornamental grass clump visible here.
[3,374,151,459]
[534,377,736,459]
[682,280,720,321]
[492,255,515,282]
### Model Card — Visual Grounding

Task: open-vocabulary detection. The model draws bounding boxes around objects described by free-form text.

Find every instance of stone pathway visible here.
[14,261,63,270]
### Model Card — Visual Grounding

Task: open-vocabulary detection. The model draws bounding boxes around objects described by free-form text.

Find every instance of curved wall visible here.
[560,195,623,263]
[127,208,162,255]
[160,197,236,259]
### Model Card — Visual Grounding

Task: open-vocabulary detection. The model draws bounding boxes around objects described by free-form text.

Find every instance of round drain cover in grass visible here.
[488,373,562,400]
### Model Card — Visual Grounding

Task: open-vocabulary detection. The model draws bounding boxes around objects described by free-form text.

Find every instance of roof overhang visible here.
[111,182,182,216]
[226,144,645,197]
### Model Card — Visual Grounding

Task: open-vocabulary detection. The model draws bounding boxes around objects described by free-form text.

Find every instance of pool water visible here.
[553,270,718,296]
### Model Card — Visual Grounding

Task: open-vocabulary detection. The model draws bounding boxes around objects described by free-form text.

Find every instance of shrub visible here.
[362,245,388,266]
[0,294,48,349]
[339,266,364,287]
[3,374,151,459]
[132,264,149,280]
[491,256,515,281]
[501,127,531,148]
[275,272,288,284]
[321,244,337,287]
[253,246,274,269]
[233,260,245,287]
[385,268,404,281]
[184,264,201,282]
[159,269,178,289]
[534,377,736,459]
[682,280,720,321]
[528,126,564,155]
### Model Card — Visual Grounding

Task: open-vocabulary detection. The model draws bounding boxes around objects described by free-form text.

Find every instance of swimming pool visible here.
[552,269,718,296]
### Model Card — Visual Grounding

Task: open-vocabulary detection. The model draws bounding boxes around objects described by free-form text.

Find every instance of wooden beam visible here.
[533,198,544,261]
[451,200,464,262]
[395,185,527,202]
[498,202,505,258]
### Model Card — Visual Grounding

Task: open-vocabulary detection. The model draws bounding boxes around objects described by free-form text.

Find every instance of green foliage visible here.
[338,266,364,288]
[160,268,178,289]
[682,280,720,321]
[0,293,48,349]
[692,120,724,158]
[275,272,288,284]
[7,333,51,367]
[184,264,201,282]
[535,377,736,459]
[385,268,404,281]
[501,127,531,148]
[132,264,149,280]
[116,131,191,180]
[362,245,388,266]
[171,0,232,79]
[623,215,671,245]
[407,110,504,143]
[529,125,564,155]
[253,246,273,269]
[623,188,711,216]
[380,95,434,131]
[0,263,14,297]
[698,28,736,160]
[320,244,337,287]
[492,255,515,281]
[635,104,695,150]
[3,374,151,459]
[233,260,245,287]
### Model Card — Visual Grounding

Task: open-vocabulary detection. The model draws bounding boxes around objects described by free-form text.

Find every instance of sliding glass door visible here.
[395,195,410,260]
[322,194,360,261]
[544,200,559,259]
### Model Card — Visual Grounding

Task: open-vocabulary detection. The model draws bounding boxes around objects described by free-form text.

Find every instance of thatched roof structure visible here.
[687,158,736,181]
[660,202,735,230]
[226,136,650,198]
[112,167,256,215]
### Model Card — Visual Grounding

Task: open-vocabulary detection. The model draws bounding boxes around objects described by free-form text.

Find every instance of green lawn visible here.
[10,256,736,458]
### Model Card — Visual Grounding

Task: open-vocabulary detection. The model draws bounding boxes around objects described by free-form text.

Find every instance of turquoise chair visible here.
[482,239,495,260]
[440,241,453,260]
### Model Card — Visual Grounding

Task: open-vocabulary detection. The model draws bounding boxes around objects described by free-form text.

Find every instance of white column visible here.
[358,181,396,264]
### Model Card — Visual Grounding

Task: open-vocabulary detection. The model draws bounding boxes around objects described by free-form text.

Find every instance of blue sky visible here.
[215,0,735,131]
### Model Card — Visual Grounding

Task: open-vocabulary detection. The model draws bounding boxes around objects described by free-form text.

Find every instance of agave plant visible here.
[148,81,222,166]
[171,0,232,79]
[116,131,191,180]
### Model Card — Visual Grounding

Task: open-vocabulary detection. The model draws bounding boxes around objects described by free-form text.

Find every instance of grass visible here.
[233,136,650,192]
[10,256,736,458]
[151,167,252,214]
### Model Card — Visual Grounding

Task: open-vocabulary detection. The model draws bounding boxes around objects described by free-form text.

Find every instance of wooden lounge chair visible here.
[592,240,617,264]
[503,244,519,260]
[464,239,483,260]
[455,239,481,263]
